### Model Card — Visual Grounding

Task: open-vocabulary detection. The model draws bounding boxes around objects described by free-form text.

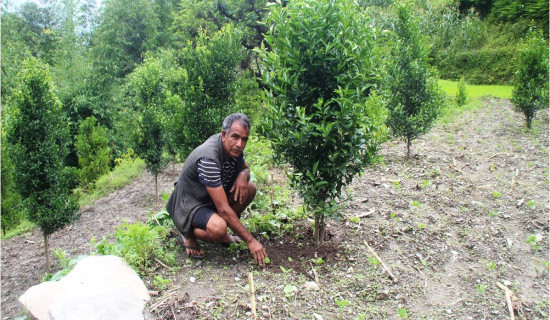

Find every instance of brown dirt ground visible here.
[1,98,548,320]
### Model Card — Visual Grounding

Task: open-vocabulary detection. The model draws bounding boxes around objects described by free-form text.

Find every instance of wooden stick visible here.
[488,153,507,160]
[348,209,375,221]
[363,240,397,282]
[496,282,515,320]
[248,272,257,319]
[154,258,170,269]
[510,168,519,191]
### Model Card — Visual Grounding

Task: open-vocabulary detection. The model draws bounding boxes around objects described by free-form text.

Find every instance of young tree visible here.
[257,0,386,245]
[126,56,171,198]
[511,29,549,129]
[8,58,80,272]
[384,1,443,158]
[75,116,111,188]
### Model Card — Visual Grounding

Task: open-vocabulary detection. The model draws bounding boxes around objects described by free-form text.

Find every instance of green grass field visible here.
[439,79,513,99]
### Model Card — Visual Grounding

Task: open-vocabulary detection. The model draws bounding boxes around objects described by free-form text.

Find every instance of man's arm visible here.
[230,162,250,204]
[206,186,266,266]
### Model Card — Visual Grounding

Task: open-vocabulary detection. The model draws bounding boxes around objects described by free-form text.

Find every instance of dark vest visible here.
[166,133,244,237]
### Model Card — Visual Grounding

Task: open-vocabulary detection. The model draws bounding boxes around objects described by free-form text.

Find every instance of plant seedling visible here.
[492,191,502,199]
[397,307,409,318]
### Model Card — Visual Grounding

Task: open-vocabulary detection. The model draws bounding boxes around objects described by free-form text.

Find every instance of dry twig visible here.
[348,209,375,221]
[496,282,515,320]
[364,240,398,282]
[154,258,170,269]
[510,168,519,191]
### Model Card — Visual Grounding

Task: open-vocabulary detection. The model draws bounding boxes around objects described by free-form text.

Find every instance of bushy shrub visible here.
[511,29,549,129]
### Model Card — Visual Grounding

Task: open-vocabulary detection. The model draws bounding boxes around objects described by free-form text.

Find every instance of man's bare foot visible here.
[177,234,205,258]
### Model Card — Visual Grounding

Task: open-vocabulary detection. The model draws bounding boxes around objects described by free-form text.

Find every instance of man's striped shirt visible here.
[197,155,243,192]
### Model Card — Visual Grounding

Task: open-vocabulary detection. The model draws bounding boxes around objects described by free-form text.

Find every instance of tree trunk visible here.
[155,174,159,201]
[406,136,411,159]
[314,215,326,246]
[526,113,532,129]
[44,232,51,273]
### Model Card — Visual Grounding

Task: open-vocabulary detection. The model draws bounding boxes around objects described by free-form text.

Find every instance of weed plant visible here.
[94,221,177,275]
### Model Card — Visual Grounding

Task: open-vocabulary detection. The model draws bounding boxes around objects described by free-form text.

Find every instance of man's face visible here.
[222,121,249,158]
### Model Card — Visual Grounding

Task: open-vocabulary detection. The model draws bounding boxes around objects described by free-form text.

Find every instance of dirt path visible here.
[1,98,548,319]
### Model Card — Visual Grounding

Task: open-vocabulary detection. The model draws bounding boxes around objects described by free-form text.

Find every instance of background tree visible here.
[126,56,172,198]
[1,126,23,236]
[7,57,80,272]
[75,116,111,188]
[384,1,443,158]
[511,29,549,129]
[175,26,244,157]
[258,0,386,245]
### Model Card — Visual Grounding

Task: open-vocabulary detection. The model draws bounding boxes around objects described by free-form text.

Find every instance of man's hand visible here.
[247,238,267,267]
[230,171,249,204]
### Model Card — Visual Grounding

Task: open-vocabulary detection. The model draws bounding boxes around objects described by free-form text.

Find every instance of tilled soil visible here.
[1,98,548,320]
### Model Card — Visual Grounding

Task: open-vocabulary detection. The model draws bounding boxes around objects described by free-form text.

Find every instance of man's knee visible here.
[205,214,227,239]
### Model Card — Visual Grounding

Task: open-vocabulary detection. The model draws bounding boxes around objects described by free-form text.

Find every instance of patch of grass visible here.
[79,157,145,206]
[439,80,512,99]
[1,219,35,240]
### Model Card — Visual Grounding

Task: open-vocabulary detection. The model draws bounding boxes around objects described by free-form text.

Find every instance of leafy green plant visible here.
[456,76,468,106]
[411,201,422,208]
[397,307,409,318]
[335,298,350,309]
[257,0,386,245]
[526,234,541,251]
[368,256,381,266]
[476,283,487,296]
[153,274,171,291]
[489,210,500,218]
[492,191,502,199]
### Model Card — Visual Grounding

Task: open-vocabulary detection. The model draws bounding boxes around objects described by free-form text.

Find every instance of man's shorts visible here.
[191,205,216,230]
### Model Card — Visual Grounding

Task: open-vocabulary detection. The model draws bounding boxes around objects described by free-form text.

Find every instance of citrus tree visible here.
[384,1,443,158]
[257,0,386,245]
[511,29,549,129]
[8,58,80,271]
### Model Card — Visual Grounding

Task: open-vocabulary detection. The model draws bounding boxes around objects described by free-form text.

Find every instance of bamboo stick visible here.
[249,272,257,319]
[364,240,397,282]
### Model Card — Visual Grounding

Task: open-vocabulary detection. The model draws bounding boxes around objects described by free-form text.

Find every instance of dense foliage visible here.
[511,30,549,129]
[384,1,443,158]
[258,0,386,244]
[7,58,80,271]
[75,116,111,188]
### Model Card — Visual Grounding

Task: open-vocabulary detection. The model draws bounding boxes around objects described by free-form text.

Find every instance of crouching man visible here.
[166,113,266,266]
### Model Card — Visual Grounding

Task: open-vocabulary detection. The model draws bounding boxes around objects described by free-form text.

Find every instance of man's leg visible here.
[182,181,257,256]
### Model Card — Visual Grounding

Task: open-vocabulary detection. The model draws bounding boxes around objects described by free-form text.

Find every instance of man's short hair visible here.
[223,113,251,135]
